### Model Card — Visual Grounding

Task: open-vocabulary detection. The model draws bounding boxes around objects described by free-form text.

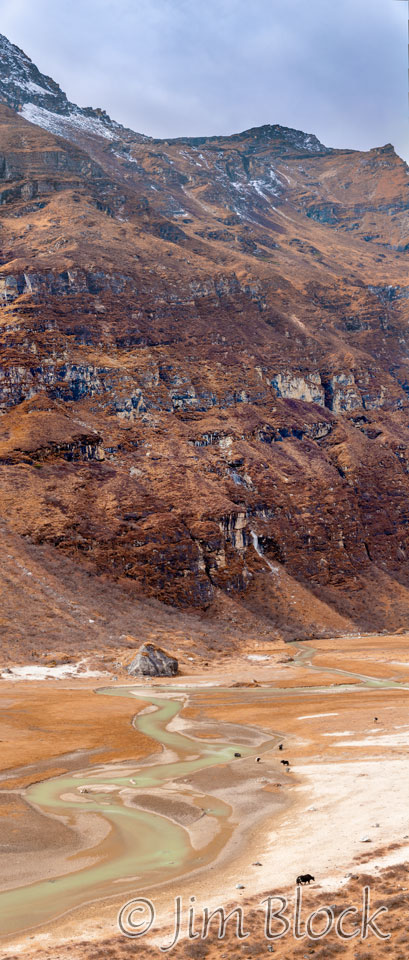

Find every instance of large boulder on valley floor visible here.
[127,643,179,677]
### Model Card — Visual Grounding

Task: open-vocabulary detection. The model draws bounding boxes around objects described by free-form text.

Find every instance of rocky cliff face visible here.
[2,37,409,639]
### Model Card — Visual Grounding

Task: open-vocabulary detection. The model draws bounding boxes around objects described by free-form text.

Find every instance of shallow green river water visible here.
[0,686,263,936]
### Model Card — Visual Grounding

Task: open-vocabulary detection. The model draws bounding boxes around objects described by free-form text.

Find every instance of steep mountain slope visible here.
[2,36,409,644]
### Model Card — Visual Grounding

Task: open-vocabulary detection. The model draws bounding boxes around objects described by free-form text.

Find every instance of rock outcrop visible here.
[127,644,179,677]
[271,373,325,407]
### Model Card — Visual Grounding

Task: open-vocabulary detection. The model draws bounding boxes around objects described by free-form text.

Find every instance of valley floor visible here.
[1,634,409,959]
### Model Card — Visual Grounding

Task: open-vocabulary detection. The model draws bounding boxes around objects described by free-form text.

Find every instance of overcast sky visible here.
[0,0,408,156]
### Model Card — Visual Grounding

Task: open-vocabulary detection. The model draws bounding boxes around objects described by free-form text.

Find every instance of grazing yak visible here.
[280,759,290,768]
[296,874,315,885]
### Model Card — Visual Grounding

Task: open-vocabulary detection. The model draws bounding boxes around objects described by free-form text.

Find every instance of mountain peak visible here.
[232,123,331,154]
[157,122,332,158]
[0,32,67,114]
[0,32,148,147]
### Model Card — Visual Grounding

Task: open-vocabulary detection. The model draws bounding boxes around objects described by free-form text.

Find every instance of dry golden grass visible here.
[0,683,151,788]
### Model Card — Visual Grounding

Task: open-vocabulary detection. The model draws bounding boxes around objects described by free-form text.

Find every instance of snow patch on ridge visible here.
[18,78,56,97]
[21,102,117,140]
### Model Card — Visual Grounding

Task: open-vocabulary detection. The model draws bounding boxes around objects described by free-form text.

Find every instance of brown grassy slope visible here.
[2,106,409,636]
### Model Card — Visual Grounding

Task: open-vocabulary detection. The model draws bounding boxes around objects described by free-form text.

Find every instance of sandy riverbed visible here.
[1,633,409,959]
